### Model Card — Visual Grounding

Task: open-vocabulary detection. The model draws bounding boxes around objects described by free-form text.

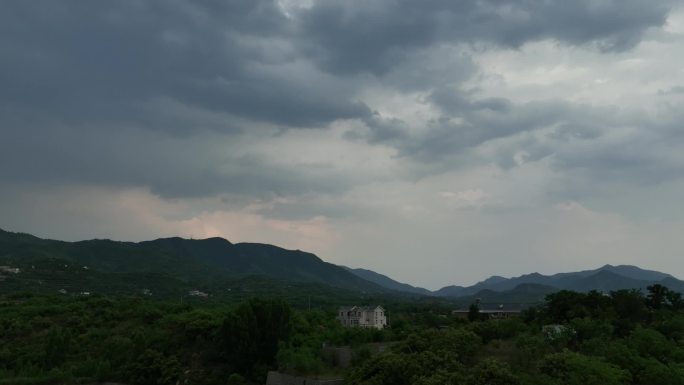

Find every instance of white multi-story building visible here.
[337,305,386,329]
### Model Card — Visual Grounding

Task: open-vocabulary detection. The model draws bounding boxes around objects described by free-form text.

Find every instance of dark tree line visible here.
[347,285,684,385]
[3,285,684,385]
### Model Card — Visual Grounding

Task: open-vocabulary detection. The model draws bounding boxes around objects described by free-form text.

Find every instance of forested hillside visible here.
[2,284,684,385]
[0,229,391,296]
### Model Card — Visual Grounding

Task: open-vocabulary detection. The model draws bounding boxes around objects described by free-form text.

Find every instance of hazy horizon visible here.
[2,226,680,291]
[2,1,684,290]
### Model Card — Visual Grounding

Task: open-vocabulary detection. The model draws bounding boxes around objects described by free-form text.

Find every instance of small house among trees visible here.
[337,306,386,329]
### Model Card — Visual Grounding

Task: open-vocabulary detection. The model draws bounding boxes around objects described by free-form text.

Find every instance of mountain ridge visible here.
[0,228,392,295]
[341,266,432,295]
[2,228,683,302]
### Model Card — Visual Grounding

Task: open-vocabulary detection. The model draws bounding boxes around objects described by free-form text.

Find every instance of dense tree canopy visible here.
[2,285,684,384]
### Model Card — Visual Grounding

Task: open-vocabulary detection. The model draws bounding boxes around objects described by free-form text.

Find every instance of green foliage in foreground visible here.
[346,284,684,385]
[0,292,388,385]
[2,284,684,385]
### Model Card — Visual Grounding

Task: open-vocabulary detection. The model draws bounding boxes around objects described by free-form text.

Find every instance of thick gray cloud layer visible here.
[300,0,671,75]
[0,1,371,131]
[2,0,684,287]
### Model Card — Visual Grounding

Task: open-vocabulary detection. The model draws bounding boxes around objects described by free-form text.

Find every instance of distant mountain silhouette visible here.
[341,266,432,295]
[432,285,469,297]
[563,270,651,292]
[141,237,380,290]
[434,264,684,300]
[2,228,682,302]
[0,228,387,294]
[456,283,559,305]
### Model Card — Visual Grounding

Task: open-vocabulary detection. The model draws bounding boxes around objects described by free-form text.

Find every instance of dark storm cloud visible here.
[1,0,670,131]
[360,114,411,145]
[552,120,684,185]
[298,0,672,75]
[484,104,684,205]
[358,91,658,187]
[361,93,601,163]
[0,0,678,201]
[429,87,513,114]
[0,0,370,130]
[0,124,357,199]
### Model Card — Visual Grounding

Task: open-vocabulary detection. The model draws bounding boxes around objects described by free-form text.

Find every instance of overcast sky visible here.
[2,1,684,290]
